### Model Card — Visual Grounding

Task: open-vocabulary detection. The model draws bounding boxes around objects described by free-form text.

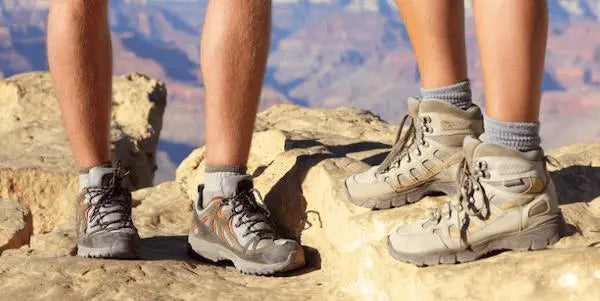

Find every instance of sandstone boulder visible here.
[0,72,167,234]
[1,103,599,300]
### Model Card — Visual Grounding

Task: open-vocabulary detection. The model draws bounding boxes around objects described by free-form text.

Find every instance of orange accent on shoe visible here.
[84,206,90,221]
[199,215,209,224]
[228,219,238,244]
[219,226,227,246]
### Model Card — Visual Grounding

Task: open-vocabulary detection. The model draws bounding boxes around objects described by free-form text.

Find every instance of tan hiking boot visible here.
[345,98,483,209]
[387,136,564,266]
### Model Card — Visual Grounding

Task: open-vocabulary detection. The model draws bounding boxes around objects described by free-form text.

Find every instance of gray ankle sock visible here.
[79,162,112,175]
[202,165,247,207]
[420,80,473,110]
[481,115,541,152]
[79,165,116,190]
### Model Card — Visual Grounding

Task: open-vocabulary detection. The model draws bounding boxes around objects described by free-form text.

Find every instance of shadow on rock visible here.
[362,150,390,166]
[138,235,193,261]
[264,139,389,245]
[550,165,600,205]
[264,152,334,242]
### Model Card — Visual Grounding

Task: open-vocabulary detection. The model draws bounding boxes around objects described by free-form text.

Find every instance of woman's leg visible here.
[396,0,473,109]
[344,1,485,209]
[386,0,561,266]
[474,0,548,151]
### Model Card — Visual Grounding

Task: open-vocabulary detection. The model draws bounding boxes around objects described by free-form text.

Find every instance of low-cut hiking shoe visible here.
[76,166,139,259]
[345,98,483,209]
[188,175,305,275]
[387,136,564,266]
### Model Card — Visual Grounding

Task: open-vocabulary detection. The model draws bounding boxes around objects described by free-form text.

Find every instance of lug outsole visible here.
[77,247,137,259]
[187,236,306,276]
[387,213,564,267]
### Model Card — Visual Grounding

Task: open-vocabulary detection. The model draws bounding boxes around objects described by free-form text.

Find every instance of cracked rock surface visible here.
[1,102,600,300]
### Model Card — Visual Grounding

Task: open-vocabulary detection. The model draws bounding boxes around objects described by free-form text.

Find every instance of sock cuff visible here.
[205,164,247,174]
[482,114,541,151]
[484,114,540,132]
[420,80,471,99]
[79,161,112,175]
[420,80,472,110]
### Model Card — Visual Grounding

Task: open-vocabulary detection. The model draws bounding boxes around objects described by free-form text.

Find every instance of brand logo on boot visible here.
[441,120,470,131]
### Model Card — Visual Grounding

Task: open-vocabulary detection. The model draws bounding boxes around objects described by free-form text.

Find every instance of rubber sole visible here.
[387,213,563,267]
[77,242,137,259]
[345,180,456,209]
[188,234,305,275]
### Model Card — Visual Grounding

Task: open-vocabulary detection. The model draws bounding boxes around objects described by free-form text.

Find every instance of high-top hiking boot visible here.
[76,166,140,259]
[345,98,483,209]
[188,175,305,275]
[387,136,564,266]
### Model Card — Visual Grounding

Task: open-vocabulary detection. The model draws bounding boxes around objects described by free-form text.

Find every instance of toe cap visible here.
[388,219,449,255]
[345,167,395,201]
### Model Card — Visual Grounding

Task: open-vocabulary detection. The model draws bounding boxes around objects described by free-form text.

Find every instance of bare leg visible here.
[386,1,560,266]
[49,1,139,260]
[48,0,112,169]
[396,0,468,88]
[191,1,306,275]
[474,0,548,122]
[202,0,271,167]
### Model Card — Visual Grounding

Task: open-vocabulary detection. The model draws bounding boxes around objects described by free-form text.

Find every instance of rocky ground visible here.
[0,75,600,300]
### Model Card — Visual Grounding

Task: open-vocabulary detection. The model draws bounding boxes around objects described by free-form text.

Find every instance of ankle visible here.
[202,165,248,207]
[481,114,541,152]
[78,162,114,190]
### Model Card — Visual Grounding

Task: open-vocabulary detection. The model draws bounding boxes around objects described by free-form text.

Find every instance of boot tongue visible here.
[462,135,482,163]
[80,166,116,189]
[221,175,253,198]
[407,97,421,117]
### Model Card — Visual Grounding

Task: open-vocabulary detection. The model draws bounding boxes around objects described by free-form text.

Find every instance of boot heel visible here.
[496,215,562,252]
[188,233,222,262]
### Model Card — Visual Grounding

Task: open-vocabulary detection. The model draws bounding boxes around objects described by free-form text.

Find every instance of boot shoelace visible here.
[377,114,432,174]
[428,158,490,245]
[86,165,135,234]
[223,188,276,240]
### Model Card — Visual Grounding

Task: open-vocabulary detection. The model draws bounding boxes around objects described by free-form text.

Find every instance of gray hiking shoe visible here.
[345,98,483,209]
[76,166,139,259]
[188,175,305,275]
[387,136,563,266]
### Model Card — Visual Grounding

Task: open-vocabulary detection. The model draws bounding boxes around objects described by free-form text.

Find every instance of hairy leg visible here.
[48,0,112,169]
[473,0,548,122]
[202,0,271,167]
[395,0,468,88]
